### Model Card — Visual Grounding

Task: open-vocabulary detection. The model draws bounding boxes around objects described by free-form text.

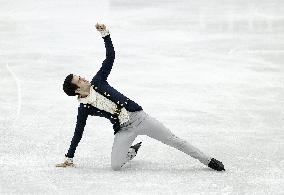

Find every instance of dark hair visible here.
[63,74,79,96]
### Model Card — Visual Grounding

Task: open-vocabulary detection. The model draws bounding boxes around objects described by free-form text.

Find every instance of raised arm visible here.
[95,23,115,81]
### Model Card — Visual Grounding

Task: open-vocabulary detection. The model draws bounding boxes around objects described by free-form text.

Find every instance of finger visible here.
[55,163,66,168]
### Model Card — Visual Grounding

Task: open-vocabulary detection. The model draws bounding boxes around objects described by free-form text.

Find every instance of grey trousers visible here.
[111,110,211,171]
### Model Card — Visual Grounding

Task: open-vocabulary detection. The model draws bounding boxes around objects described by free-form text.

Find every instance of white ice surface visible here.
[1,0,284,194]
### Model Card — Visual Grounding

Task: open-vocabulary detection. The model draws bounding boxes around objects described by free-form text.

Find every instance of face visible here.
[71,75,91,95]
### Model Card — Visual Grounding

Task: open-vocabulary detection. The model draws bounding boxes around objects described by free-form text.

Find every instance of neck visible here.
[79,85,91,98]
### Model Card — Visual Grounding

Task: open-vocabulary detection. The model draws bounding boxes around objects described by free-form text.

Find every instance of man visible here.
[56,23,225,171]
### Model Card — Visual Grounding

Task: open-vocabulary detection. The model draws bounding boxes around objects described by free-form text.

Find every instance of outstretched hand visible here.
[95,23,106,32]
[95,23,110,37]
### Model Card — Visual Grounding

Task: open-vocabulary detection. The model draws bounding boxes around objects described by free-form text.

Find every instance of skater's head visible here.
[63,74,91,97]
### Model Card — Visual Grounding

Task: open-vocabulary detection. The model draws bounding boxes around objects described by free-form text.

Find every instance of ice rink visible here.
[1,0,284,194]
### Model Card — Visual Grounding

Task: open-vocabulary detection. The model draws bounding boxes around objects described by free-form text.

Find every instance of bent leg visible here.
[111,129,137,171]
[139,114,211,165]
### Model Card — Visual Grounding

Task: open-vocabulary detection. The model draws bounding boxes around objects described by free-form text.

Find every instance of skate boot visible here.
[208,158,225,171]
[128,142,142,160]
[130,142,142,153]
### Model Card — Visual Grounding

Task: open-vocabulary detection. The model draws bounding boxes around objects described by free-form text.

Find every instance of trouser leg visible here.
[138,113,211,165]
[111,128,137,171]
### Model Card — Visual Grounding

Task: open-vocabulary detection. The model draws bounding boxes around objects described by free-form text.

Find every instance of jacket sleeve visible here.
[96,34,115,81]
[65,105,89,158]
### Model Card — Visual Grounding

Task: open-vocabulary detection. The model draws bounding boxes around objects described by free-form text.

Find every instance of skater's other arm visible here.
[65,105,89,158]
[56,106,88,168]
[95,23,115,81]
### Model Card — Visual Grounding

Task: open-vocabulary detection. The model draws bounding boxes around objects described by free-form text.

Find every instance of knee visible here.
[111,163,122,171]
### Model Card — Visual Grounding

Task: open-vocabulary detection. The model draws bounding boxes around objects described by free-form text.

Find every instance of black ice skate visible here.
[208,158,225,171]
[130,142,142,153]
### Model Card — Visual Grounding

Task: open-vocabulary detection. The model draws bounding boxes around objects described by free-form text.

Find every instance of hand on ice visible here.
[55,157,75,168]
[95,23,110,37]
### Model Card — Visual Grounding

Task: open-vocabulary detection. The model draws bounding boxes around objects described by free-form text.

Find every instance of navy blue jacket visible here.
[66,34,143,158]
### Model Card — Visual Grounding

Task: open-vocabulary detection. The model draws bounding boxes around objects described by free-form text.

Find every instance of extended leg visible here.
[138,113,211,166]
